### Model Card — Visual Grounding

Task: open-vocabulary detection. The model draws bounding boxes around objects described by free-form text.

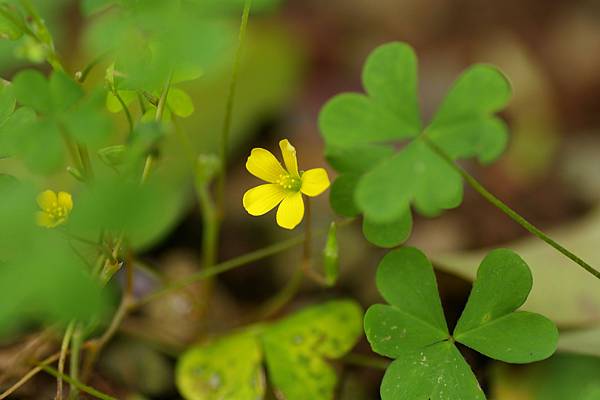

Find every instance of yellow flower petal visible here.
[58,192,73,212]
[246,148,287,183]
[37,190,57,212]
[36,211,56,228]
[300,168,330,197]
[276,192,304,230]
[243,184,286,216]
[279,139,299,177]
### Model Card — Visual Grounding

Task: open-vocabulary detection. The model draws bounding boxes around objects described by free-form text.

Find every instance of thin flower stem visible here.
[111,88,134,135]
[301,199,328,284]
[155,72,172,122]
[76,52,108,83]
[422,136,600,280]
[68,324,83,400]
[82,254,134,382]
[39,365,117,400]
[81,295,133,382]
[18,0,64,72]
[253,267,304,320]
[216,0,253,217]
[0,328,53,386]
[56,322,75,400]
[77,144,94,182]
[252,200,315,320]
[132,235,305,308]
[0,352,61,399]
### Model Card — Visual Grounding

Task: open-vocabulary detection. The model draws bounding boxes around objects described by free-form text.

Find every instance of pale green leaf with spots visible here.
[176,301,363,400]
[176,332,265,400]
[261,300,363,400]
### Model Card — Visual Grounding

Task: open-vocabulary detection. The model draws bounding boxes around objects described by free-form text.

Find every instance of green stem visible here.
[76,52,108,83]
[56,322,75,400]
[422,136,600,280]
[77,144,94,182]
[68,324,83,400]
[196,184,218,269]
[133,234,305,308]
[216,0,253,217]
[112,89,134,135]
[39,365,117,400]
[18,0,64,72]
[155,73,172,122]
[253,266,304,320]
[0,352,61,400]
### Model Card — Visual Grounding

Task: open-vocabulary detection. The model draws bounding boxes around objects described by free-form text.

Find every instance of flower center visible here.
[277,173,302,192]
[48,202,68,220]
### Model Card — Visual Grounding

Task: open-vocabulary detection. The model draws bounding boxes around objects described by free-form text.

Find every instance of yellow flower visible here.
[243,139,330,230]
[36,190,73,228]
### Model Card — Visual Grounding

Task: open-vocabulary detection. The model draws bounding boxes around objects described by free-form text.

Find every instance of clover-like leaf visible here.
[319,42,511,244]
[364,248,449,358]
[261,300,363,400]
[364,247,558,400]
[453,249,558,363]
[381,342,485,400]
[176,332,265,400]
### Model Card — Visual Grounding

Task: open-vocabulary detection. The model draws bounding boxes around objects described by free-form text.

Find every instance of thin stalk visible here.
[112,89,134,135]
[0,352,61,399]
[155,73,172,122]
[253,266,304,320]
[68,324,83,400]
[18,0,64,72]
[0,328,54,385]
[81,298,131,381]
[76,52,108,83]
[216,0,253,217]
[77,144,94,182]
[422,136,600,280]
[40,365,117,400]
[82,254,134,381]
[61,130,84,175]
[301,199,327,284]
[56,322,75,400]
[132,234,306,308]
[197,184,219,269]
[133,219,356,308]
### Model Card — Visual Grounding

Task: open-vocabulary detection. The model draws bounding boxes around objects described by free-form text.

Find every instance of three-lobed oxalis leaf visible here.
[364,247,558,400]
[0,69,112,173]
[320,41,511,247]
[176,300,363,400]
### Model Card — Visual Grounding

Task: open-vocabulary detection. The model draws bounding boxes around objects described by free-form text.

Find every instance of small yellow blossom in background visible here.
[243,139,330,230]
[36,190,73,228]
